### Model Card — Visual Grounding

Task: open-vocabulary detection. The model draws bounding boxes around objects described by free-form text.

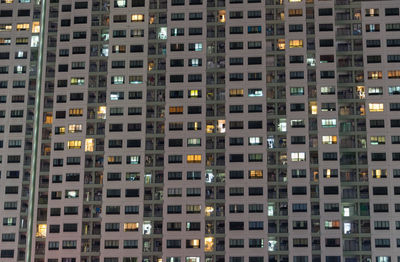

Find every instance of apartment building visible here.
[1,0,400,261]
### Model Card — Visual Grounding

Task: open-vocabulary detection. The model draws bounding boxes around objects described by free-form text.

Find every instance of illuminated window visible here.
[124,222,139,232]
[277,39,285,50]
[289,40,303,48]
[186,257,200,262]
[186,205,201,214]
[115,0,126,7]
[36,224,47,238]
[229,89,244,97]
[16,23,29,31]
[111,75,124,84]
[0,24,12,31]
[97,106,107,119]
[368,71,382,79]
[127,155,140,164]
[291,152,306,162]
[187,138,201,146]
[321,119,336,128]
[205,206,214,216]
[310,102,317,114]
[187,239,200,248]
[370,136,385,145]
[131,14,144,22]
[389,86,400,95]
[249,137,262,145]
[189,90,201,98]
[248,89,263,97]
[68,140,82,149]
[70,77,85,85]
[218,10,226,23]
[323,169,338,178]
[388,70,400,79]
[129,75,143,84]
[325,220,340,229]
[85,139,94,152]
[204,237,214,252]
[69,108,83,117]
[0,38,11,45]
[55,126,65,134]
[322,136,337,144]
[369,103,384,112]
[66,190,79,198]
[366,8,379,17]
[32,22,40,33]
[187,155,201,163]
[68,124,82,133]
[268,204,274,216]
[169,106,183,114]
[289,9,303,17]
[372,169,387,179]
[368,87,382,96]
[321,86,335,95]
[249,170,263,179]
[290,87,304,96]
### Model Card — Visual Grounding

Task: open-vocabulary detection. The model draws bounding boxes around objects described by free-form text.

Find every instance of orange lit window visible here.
[229,89,244,97]
[16,23,29,31]
[169,106,183,114]
[277,39,285,50]
[368,71,382,79]
[388,70,400,79]
[249,170,263,179]
[187,154,202,163]
[289,9,303,17]
[32,22,40,33]
[322,136,337,144]
[85,138,94,152]
[124,222,139,232]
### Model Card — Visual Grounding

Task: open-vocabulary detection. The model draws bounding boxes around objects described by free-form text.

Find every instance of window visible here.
[289,40,303,48]
[291,152,306,162]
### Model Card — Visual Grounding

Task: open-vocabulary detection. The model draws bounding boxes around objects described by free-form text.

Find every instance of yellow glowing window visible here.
[189,90,200,98]
[36,224,47,238]
[3,0,13,3]
[0,24,12,31]
[372,169,387,178]
[370,136,385,145]
[169,106,183,114]
[16,23,30,31]
[204,237,214,252]
[187,154,202,163]
[131,14,144,22]
[289,9,303,17]
[289,40,303,48]
[322,136,337,145]
[206,124,214,133]
[277,39,285,50]
[310,102,317,115]
[68,140,82,149]
[69,108,83,116]
[249,170,263,179]
[205,206,214,216]
[369,103,384,112]
[68,124,82,133]
[124,222,139,232]
[368,71,382,80]
[85,138,94,152]
[57,127,65,134]
[289,0,302,2]
[229,89,244,97]
[97,106,107,119]
[32,22,40,33]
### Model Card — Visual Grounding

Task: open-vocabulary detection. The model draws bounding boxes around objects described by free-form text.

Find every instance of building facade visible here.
[1,0,400,262]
